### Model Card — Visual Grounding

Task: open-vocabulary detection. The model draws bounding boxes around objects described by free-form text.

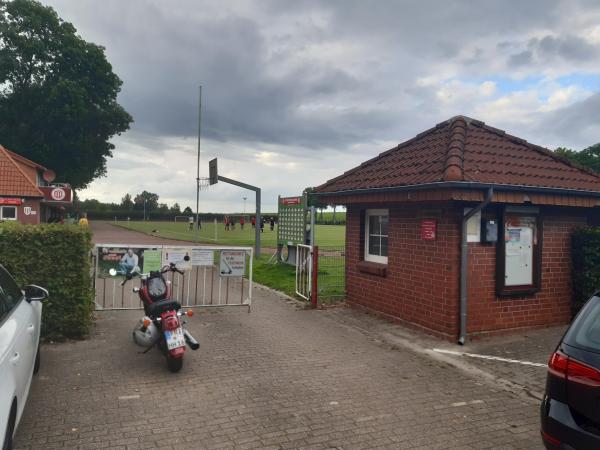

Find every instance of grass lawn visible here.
[116,220,345,247]
[250,255,298,298]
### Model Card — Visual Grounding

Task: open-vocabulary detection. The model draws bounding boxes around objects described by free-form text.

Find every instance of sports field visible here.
[116,220,345,247]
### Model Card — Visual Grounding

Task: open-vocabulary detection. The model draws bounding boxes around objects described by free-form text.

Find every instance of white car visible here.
[0,265,46,450]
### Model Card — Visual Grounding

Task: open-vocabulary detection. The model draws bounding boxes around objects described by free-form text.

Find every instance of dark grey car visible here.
[541,293,600,449]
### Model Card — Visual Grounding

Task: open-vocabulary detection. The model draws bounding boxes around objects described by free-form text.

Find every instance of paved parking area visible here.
[15,285,543,449]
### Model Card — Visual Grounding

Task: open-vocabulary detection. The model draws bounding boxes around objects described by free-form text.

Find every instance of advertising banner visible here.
[162,247,192,271]
[97,246,159,277]
[191,249,214,266]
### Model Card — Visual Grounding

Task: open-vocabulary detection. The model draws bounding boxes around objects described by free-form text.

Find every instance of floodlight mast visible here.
[195,85,202,243]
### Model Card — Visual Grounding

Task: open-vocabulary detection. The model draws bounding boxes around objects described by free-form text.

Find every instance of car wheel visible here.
[2,403,16,450]
[166,355,183,373]
[33,339,41,375]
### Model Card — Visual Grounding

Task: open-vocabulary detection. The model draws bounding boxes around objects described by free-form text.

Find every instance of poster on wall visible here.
[505,226,533,286]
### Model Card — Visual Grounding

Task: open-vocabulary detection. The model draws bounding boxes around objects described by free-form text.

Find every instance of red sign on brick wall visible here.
[0,197,22,205]
[421,219,437,240]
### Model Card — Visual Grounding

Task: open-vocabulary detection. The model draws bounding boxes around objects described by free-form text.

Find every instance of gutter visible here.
[311,181,600,199]
[459,187,493,345]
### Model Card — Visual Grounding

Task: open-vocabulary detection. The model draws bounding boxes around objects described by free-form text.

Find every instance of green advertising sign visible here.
[277,195,306,245]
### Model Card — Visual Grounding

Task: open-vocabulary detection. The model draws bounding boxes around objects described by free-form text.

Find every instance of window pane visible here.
[380,215,388,236]
[1,206,16,220]
[369,235,381,255]
[0,266,22,310]
[381,237,388,257]
[369,215,380,235]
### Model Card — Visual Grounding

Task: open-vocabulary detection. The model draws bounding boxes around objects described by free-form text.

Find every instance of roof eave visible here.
[311,181,600,199]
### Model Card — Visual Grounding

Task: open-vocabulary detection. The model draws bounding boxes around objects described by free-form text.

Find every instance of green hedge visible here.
[0,222,94,340]
[572,227,600,314]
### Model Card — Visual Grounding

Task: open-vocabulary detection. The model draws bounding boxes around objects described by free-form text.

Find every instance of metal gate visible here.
[295,244,312,300]
[93,244,253,311]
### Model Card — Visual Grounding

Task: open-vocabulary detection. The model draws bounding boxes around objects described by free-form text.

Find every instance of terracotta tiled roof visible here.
[315,116,600,194]
[3,148,46,171]
[0,145,44,197]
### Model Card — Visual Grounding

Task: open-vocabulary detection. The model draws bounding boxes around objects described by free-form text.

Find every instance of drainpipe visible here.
[459,187,493,345]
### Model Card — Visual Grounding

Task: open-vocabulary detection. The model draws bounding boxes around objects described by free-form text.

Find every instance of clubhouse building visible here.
[314,116,600,341]
[0,145,72,224]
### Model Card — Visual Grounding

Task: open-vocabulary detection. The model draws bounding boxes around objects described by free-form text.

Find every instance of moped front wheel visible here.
[166,355,183,373]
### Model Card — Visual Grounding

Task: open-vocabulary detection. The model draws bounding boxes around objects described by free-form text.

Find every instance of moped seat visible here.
[146,299,181,318]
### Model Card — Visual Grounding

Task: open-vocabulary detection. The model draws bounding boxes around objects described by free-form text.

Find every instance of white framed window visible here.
[364,209,388,264]
[0,206,17,221]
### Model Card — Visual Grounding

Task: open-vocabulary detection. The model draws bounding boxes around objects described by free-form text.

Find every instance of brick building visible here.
[0,145,72,224]
[314,116,600,342]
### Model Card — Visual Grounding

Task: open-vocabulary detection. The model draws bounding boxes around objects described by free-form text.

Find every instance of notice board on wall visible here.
[505,226,533,286]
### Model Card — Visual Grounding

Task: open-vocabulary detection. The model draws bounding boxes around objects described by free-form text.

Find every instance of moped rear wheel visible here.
[166,355,183,373]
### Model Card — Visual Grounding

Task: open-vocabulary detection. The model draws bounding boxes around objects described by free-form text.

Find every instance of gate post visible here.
[311,246,319,308]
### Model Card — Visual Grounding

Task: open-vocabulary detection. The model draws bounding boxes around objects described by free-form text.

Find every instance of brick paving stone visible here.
[14,258,543,449]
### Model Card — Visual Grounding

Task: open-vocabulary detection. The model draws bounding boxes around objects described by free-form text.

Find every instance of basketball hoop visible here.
[198,177,211,191]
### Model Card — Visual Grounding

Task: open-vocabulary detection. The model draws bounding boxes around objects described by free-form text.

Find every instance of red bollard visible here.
[311,246,319,308]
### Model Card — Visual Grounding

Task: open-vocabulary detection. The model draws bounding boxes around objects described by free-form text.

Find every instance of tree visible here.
[555,144,600,173]
[170,203,181,214]
[120,193,133,210]
[133,191,159,211]
[0,0,132,189]
[183,206,193,214]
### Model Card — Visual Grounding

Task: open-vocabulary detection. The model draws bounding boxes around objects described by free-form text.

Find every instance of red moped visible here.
[110,262,199,372]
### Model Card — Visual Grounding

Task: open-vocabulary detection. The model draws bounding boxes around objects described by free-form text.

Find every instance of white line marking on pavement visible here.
[118,394,141,400]
[431,348,546,367]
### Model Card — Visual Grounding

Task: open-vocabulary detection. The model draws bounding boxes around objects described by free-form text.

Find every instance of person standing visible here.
[224,216,229,231]
[240,216,245,230]
[78,212,89,226]
[251,216,256,229]
[188,216,194,231]
[260,217,265,233]
[269,216,275,231]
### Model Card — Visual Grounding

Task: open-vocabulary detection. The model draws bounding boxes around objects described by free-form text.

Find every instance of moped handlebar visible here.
[161,263,184,275]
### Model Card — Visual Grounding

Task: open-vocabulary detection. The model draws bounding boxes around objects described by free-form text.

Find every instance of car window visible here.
[0,266,24,313]
[563,296,600,353]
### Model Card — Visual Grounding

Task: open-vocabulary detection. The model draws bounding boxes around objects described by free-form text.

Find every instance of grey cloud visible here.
[44,0,600,164]
[537,91,600,149]
[508,34,600,67]
[508,50,533,67]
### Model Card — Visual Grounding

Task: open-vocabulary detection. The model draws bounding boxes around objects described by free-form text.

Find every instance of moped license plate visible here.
[165,327,185,350]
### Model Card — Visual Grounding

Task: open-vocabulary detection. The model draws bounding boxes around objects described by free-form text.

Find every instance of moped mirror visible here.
[109,268,117,277]
[184,254,190,261]
[24,284,49,302]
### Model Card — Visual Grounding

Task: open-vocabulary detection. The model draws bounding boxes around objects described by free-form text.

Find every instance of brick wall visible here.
[467,212,587,336]
[345,203,588,340]
[346,203,461,339]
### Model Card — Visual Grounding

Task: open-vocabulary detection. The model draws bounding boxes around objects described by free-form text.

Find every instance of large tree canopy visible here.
[0,0,132,189]
[555,143,600,174]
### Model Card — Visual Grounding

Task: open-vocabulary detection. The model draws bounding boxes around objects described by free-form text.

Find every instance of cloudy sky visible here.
[43,0,600,212]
